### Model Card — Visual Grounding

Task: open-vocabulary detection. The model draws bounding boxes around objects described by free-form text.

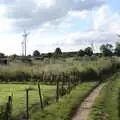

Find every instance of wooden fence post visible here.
[26,89,29,120]
[6,95,13,120]
[42,71,44,82]
[61,73,64,96]
[38,83,44,110]
[68,75,71,94]
[56,75,60,102]
[118,88,120,118]
[74,73,77,87]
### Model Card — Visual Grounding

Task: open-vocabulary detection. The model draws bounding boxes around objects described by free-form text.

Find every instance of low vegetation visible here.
[0,84,56,119]
[0,56,120,120]
[88,73,120,120]
[0,57,119,83]
[31,82,98,120]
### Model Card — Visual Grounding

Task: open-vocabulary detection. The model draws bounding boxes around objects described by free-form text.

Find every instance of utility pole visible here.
[22,31,29,56]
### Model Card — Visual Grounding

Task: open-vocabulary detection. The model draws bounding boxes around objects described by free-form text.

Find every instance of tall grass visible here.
[31,82,98,120]
[88,73,120,120]
[0,57,119,82]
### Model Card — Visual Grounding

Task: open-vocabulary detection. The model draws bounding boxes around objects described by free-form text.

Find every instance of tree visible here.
[33,50,40,57]
[115,42,120,56]
[10,54,18,60]
[27,54,31,58]
[54,48,62,58]
[84,47,93,56]
[100,44,113,56]
[47,53,52,58]
[54,48,62,55]
[78,49,85,57]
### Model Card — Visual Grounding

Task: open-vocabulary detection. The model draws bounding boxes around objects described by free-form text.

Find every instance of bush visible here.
[80,68,98,81]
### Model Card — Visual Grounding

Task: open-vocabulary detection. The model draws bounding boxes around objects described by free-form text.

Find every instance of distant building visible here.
[0,58,9,65]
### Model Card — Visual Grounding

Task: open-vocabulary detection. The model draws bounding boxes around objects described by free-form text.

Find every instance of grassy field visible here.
[31,81,98,120]
[88,73,120,120]
[0,84,56,117]
[0,57,119,82]
[0,57,120,119]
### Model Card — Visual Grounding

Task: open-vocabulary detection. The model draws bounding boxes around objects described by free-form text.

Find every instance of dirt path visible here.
[72,83,106,120]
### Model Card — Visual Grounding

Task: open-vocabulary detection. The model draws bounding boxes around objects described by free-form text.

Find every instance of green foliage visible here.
[0,84,56,118]
[88,74,120,120]
[80,68,98,81]
[54,48,62,54]
[0,57,119,119]
[84,47,93,56]
[100,44,113,56]
[78,49,85,57]
[0,57,119,83]
[33,50,40,57]
[54,48,62,58]
[115,42,120,56]
[47,53,52,58]
[31,82,98,120]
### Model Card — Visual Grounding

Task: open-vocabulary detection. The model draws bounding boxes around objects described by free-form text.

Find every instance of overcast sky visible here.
[0,0,120,55]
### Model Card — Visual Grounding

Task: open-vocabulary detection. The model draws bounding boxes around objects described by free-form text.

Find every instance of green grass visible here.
[88,73,120,120]
[31,81,98,120]
[0,57,120,82]
[0,84,56,117]
[0,57,120,119]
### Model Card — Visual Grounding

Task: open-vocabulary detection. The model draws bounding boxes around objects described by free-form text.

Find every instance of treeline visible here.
[33,42,120,58]
[2,42,120,60]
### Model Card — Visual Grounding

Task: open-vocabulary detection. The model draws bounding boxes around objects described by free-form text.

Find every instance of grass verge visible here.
[88,73,120,120]
[31,81,98,120]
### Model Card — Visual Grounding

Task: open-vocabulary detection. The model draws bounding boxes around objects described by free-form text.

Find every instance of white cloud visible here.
[0,33,22,55]
[0,18,13,32]
[68,11,88,20]
[93,5,120,33]
[0,1,120,55]
[3,0,105,31]
[56,30,118,48]
[52,4,120,52]
[0,5,6,16]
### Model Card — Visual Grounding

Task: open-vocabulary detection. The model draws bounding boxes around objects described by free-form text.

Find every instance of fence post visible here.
[118,88,120,118]
[26,89,29,120]
[61,72,65,96]
[68,75,71,94]
[74,73,77,87]
[42,71,45,82]
[38,83,44,110]
[6,95,13,120]
[56,75,60,102]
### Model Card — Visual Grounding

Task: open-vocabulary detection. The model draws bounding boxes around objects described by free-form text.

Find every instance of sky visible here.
[0,0,120,55]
